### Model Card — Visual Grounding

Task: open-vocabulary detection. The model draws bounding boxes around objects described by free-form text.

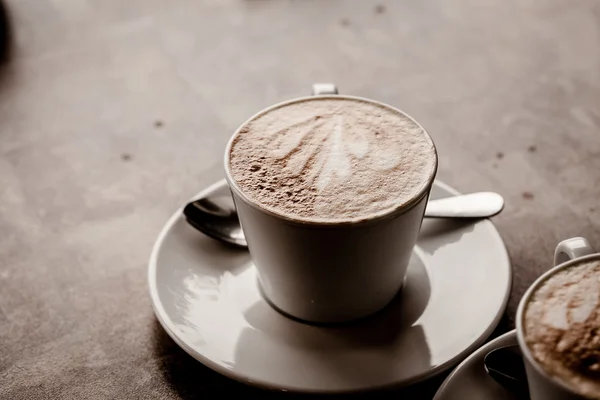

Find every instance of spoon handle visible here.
[424,192,504,218]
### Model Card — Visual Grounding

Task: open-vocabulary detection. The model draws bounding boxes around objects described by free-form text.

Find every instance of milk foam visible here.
[228,97,437,223]
[524,261,600,399]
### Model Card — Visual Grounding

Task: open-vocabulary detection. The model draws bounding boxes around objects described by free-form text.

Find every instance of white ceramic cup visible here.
[223,84,438,324]
[516,237,598,400]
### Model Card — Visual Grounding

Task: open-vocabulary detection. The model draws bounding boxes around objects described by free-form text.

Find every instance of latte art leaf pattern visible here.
[269,114,399,192]
[567,279,599,324]
[540,272,600,330]
[268,115,326,159]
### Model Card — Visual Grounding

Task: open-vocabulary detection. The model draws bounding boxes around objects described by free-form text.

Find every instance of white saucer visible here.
[148,180,511,394]
[433,330,519,400]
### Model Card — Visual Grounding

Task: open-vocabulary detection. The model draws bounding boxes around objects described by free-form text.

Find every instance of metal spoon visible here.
[484,345,530,399]
[183,181,504,248]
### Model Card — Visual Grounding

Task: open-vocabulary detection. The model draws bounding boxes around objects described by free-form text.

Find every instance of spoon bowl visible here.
[484,345,530,398]
[183,183,246,248]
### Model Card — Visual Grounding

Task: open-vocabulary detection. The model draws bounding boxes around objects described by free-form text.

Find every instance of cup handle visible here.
[553,237,596,266]
[312,83,338,96]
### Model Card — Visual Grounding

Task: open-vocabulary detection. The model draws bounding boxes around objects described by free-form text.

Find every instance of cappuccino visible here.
[228,97,437,223]
[523,260,600,399]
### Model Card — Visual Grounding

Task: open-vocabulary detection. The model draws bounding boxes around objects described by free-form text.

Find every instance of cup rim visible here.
[223,94,439,227]
[516,252,600,396]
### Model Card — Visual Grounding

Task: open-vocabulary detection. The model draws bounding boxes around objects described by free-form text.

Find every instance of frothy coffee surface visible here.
[228,97,437,223]
[524,261,600,399]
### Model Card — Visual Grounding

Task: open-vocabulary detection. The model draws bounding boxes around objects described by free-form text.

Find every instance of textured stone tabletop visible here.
[1,0,600,398]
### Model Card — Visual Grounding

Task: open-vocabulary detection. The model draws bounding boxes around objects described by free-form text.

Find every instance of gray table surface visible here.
[1,0,599,398]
